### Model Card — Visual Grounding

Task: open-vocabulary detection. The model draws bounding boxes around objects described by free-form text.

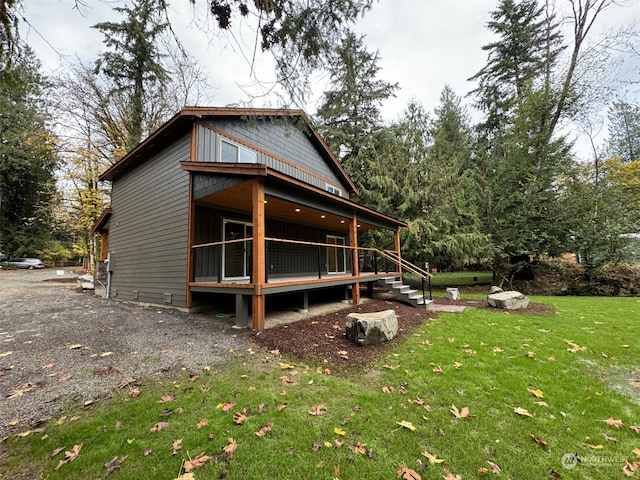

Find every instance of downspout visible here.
[105,252,113,299]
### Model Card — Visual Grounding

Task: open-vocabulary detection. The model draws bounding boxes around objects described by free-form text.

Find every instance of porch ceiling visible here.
[196,180,380,232]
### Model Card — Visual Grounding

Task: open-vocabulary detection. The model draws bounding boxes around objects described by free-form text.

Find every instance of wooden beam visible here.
[252,178,266,330]
[349,212,360,305]
[186,176,194,309]
[394,228,401,271]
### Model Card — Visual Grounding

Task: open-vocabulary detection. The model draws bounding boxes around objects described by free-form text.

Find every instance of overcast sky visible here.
[18,0,640,152]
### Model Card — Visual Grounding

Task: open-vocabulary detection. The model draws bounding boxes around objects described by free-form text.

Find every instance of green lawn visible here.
[2,297,640,479]
[408,271,493,287]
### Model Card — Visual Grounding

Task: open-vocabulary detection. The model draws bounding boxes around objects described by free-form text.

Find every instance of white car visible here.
[7,258,45,269]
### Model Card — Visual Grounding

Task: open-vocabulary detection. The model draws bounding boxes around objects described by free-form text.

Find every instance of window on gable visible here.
[326,184,342,197]
[220,139,256,164]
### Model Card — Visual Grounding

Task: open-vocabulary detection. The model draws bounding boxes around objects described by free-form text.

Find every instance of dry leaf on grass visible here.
[397,466,421,479]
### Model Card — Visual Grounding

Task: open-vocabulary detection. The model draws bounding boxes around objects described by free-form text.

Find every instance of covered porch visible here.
[182,161,410,330]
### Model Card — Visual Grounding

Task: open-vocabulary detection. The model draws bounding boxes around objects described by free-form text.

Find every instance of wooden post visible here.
[186,176,194,309]
[349,213,360,305]
[394,228,401,274]
[252,178,266,330]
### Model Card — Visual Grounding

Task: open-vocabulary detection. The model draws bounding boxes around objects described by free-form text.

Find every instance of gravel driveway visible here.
[0,269,253,440]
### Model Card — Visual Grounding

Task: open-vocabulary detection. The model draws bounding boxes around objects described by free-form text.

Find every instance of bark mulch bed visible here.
[253,296,554,373]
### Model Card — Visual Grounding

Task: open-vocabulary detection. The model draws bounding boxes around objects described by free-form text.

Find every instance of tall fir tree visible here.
[93,0,169,150]
[316,31,397,191]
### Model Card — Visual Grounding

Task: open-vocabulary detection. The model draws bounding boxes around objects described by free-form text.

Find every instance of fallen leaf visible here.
[530,434,548,448]
[487,460,502,473]
[309,404,327,416]
[602,417,625,428]
[184,453,213,472]
[104,455,128,474]
[396,420,416,431]
[381,386,395,393]
[534,401,549,407]
[450,405,470,419]
[432,366,444,374]
[527,388,544,398]
[158,393,175,403]
[197,418,209,429]
[223,437,237,456]
[453,362,463,369]
[603,433,618,442]
[149,421,169,432]
[280,375,294,384]
[622,459,639,476]
[279,362,295,369]
[514,407,534,418]
[175,473,195,480]
[397,466,421,480]
[254,422,274,437]
[632,447,640,457]
[233,410,248,425]
[349,442,367,455]
[422,450,444,464]
[54,443,82,470]
[334,427,346,436]
[99,351,113,357]
[217,401,235,411]
[443,468,462,480]
[630,426,640,434]
[587,443,604,449]
[172,439,182,455]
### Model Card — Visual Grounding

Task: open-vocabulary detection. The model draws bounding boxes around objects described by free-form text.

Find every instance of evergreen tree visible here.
[424,86,491,269]
[0,47,58,257]
[316,30,398,181]
[93,0,169,150]
[607,100,640,162]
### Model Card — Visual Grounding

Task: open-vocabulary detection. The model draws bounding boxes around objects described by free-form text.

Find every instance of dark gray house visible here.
[94,107,425,330]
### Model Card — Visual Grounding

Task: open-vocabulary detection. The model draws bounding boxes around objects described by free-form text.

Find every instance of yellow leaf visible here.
[279,362,295,369]
[527,388,544,398]
[514,407,534,417]
[334,427,346,436]
[631,447,640,457]
[587,443,604,449]
[453,362,463,369]
[422,450,444,464]
[396,420,416,431]
[99,351,113,357]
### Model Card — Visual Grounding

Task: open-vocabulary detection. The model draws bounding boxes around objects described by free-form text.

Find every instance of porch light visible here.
[295,208,301,212]
[320,215,326,219]
[340,220,345,224]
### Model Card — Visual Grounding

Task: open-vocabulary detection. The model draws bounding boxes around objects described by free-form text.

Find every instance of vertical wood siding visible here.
[109,135,191,306]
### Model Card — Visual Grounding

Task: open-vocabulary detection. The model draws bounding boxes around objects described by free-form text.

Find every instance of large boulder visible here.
[445,287,460,300]
[487,291,529,310]
[345,310,398,345]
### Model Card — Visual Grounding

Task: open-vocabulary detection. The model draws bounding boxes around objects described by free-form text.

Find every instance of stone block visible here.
[487,291,529,310]
[345,309,398,345]
[445,287,460,300]
[489,286,504,294]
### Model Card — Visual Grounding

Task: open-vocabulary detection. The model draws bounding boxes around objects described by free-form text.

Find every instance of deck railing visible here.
[190,237,431,300]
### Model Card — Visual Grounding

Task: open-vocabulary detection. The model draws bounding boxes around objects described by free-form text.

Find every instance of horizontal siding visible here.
[197,118,349,195]
[109,134,191,307]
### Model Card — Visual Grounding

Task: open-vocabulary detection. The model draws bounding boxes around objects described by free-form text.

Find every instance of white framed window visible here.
[326,184,342,197]
[220,139,256,164]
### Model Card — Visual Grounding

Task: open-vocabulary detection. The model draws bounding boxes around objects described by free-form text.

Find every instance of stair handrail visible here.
[373,249,432,304]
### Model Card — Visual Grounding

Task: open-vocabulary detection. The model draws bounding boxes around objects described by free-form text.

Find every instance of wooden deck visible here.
[189,271,399,295]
